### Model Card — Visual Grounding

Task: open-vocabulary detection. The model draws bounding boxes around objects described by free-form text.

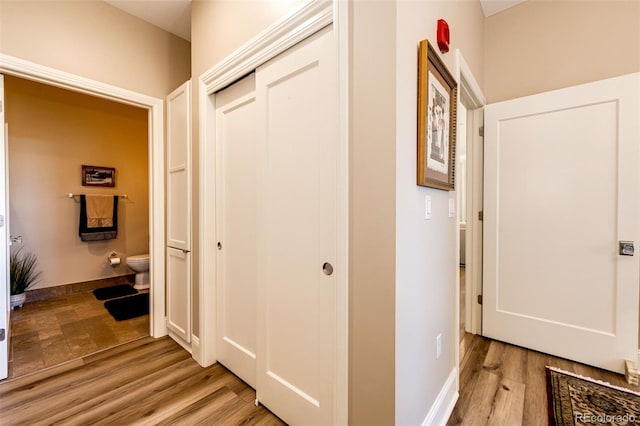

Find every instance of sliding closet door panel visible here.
[256,26,336,426]
[215,74,258,387]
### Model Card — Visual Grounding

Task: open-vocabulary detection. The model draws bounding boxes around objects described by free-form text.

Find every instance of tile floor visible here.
[8,288,149,379]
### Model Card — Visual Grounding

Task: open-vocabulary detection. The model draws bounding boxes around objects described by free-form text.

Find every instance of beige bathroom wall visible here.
[5,75,149,288]
[484,0,640,103]
[0,0,191,98]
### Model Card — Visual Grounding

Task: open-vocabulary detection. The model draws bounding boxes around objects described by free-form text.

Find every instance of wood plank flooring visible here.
[448,334,640,425]
[6,291,639,426]
[0,336,284,426]
[9,288,149,379]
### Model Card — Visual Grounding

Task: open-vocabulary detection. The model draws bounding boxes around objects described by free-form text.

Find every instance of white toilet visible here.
[126,254,150,290]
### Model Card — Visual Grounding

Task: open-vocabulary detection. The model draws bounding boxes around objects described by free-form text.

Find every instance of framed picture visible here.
[417,39,458,190]
[82,165,115,187]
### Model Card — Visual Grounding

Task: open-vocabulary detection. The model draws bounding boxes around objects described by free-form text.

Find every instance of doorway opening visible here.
[454,50,485,368]
[0,55,166,382]
[4,75,151,379]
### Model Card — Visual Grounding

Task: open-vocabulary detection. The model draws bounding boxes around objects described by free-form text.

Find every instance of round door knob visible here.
[322,262,334,276]
[217,242,222,250]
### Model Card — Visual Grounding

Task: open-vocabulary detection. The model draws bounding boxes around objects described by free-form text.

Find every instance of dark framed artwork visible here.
[82,165,115,187]
[417,39,458,190]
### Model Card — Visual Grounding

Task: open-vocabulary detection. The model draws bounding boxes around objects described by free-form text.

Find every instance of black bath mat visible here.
[104,293,149,321]
[93,284,138,300]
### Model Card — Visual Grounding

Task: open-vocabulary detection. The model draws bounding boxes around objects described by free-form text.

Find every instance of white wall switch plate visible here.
[425,195,432,220]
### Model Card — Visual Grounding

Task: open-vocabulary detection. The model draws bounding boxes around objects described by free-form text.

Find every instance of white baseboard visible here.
[422,368,459,426]
[191,335,202,365]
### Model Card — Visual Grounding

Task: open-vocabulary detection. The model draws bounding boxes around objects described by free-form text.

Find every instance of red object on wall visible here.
[437,19,450,53]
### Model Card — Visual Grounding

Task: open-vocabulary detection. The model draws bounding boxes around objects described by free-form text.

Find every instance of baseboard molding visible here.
[26,274,135,303]
[626,359,639,386]
[422,368,459,426]
[191,335,203,366]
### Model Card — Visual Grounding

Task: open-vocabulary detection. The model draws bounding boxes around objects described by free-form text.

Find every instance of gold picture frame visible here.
[417,39,458,190]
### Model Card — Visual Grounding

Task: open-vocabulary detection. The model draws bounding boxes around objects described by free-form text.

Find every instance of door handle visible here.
[322,262,334,276]
[619,241,634,256]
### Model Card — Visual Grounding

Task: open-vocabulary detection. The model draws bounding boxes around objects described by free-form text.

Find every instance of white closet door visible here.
[166,81,191,343]
[215,74,258,387]
[255,27,337,425]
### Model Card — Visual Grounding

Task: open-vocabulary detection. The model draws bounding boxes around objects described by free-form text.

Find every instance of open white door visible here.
[483,73,640,373]
[0,74,7,380]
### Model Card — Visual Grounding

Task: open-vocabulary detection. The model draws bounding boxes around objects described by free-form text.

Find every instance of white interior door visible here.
[468,108,484,335]
[215,74,258,387]
[483,73,640,373]
[0,75,8,380]
[255,26,337,425]
[166,81,191,344]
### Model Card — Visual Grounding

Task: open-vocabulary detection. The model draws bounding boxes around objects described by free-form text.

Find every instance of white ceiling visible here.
[105,0,192,41]
[480,0,528,17]
[104,0,526,43]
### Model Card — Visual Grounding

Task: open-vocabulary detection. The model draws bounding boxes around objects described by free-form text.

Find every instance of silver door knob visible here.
[619,241,634,256]
[322,262,333,276]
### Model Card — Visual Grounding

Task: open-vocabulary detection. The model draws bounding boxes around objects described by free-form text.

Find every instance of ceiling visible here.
[480,0,528,17]
[104,0,527,43]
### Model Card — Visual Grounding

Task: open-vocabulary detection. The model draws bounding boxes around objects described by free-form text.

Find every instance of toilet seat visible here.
[127,254,149,262]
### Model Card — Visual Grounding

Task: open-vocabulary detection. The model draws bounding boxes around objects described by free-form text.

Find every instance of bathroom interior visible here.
[5,75,151,378]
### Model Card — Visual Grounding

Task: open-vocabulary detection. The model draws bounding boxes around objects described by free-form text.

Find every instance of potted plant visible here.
[10,247,41,309]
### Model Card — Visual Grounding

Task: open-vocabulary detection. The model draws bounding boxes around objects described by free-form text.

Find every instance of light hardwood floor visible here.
[0,336,284,425]
[448,334,640,425]
[4,326,638,425]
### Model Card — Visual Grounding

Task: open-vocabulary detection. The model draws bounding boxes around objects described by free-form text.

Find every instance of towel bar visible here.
[67,193,128,202]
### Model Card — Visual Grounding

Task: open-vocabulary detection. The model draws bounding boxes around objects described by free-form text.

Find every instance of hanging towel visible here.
[86,195,114,228]
[79,195,118,241]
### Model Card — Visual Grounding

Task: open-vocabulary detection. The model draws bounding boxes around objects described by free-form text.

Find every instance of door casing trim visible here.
[0,53,166,338]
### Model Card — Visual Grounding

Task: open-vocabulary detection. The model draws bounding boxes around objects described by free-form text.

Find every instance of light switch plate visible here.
[425,195,432,220]
[448,199,455,218]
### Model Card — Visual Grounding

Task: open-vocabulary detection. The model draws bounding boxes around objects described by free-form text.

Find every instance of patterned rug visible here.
[546,366,640,425]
